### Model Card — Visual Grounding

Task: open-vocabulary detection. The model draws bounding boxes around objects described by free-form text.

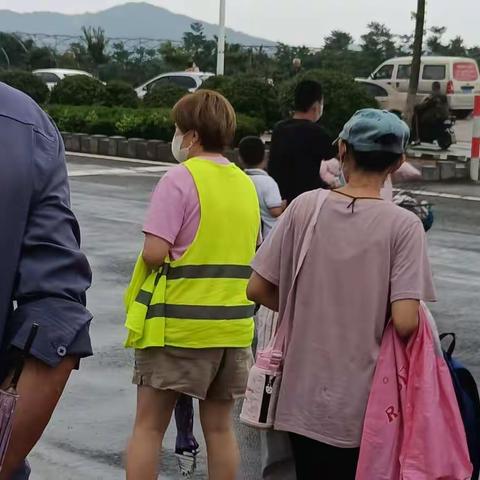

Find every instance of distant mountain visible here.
[0,2,276,46]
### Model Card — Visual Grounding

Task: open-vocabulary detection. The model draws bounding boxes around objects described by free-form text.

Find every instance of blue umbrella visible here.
[0,324,39,471]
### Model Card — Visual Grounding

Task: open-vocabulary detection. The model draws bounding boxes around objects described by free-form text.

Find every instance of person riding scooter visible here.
[412,81,454,149]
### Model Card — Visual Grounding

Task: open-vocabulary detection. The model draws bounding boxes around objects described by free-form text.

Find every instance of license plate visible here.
[461,86,474,93]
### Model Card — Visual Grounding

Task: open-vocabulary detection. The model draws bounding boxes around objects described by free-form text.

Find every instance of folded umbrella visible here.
[0,324,39,471]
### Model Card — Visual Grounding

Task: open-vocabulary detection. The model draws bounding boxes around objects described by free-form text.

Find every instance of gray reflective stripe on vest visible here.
[136,290,152,306]
[165,264,252,280]
[146,303,256,320]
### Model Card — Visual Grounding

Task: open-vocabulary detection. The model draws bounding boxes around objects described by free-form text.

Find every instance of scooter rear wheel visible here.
[438,132,453,150]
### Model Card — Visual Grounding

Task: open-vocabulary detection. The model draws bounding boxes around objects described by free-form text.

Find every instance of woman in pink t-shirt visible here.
[247,110,436,479]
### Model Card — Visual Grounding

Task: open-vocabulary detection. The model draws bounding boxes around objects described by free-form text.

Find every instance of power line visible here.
[12,31,281,53]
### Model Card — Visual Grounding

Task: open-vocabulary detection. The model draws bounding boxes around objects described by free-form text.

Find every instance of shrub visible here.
[235,114,267,146]
[50,75,107,106]
[143,83,186,108]
[0,70,49,104]
[201,75,233,94]
[46,105,264,145]
[202,75,280,127]
[105,80,139,108]
[278,69,378,138]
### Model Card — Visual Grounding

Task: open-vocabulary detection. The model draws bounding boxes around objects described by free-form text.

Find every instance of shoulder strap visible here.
[273,189,330,351]
[440,332,456,357]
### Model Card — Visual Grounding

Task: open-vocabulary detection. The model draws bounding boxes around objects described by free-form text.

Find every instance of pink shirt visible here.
[143,156,230,260]
[319,159,421,201]
[252,190,436,447]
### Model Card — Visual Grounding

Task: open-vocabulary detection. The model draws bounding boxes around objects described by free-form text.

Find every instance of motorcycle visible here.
[412,114,457,150]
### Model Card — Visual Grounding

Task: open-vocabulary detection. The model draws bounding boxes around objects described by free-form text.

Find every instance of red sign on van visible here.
[453,63,478,81]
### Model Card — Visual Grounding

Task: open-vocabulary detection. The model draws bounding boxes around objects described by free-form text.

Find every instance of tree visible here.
[406,0,426,126]
[360,22,398,74]
[427,26,447,55]
[81,26,109,71]
[182,22,216,71]
[28,47,56,69]
[67,42,91,69]
[159,41,190,71]
[0,32,30,68]
[324,31,353,51]
[446,36,467,57]
[361,22,397,58]
[111,42,131,65]
[468,46,480,66]
[397,34,414,55]
[274,43,312,79]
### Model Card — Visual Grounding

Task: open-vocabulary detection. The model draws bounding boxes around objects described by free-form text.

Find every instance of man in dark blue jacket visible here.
[0,82,92,479]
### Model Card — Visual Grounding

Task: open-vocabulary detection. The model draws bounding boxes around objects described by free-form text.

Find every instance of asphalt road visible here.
[29,155,480,480]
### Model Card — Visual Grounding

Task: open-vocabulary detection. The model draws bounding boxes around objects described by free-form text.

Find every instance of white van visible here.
[369,56,480,117]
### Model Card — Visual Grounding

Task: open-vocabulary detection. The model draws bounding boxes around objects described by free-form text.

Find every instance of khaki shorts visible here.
[133,346,253,400]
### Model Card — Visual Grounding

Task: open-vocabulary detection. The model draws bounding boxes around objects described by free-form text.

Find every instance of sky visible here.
[0,0,478,47]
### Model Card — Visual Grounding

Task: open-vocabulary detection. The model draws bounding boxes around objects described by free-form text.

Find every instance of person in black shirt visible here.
[412,81,450,143]
[269,80,337,204]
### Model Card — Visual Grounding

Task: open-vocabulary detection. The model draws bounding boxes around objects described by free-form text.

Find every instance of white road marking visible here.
[395,188,480,202]
[68,166,170,177]
[66,151,173,167]
[69,156,480,202]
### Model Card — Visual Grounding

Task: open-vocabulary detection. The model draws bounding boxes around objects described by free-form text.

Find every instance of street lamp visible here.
[216,0,226,75]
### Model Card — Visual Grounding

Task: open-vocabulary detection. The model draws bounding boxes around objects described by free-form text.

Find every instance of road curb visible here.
[63,132,474,183]
[61,132,240,165]
[407,147,471,181]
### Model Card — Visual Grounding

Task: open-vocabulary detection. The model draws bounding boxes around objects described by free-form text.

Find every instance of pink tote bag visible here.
[356,303,472,480]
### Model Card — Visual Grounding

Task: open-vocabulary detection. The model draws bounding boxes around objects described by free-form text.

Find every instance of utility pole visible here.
[405,0,426,126]
[216,0,226,75]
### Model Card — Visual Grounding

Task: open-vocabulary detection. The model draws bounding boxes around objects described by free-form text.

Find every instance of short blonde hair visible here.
[172,90,236,152]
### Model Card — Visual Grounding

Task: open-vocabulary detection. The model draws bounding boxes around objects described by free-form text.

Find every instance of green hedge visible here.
[143,83,186,108]
[50,75,107,106]
[202,75,280,126]
[105,80,139,108]
[278,69,378,137]
[46,105,265,145]
[0,70,49,104]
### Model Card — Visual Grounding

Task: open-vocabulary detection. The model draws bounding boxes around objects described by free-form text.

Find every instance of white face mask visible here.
[171,132,191,163]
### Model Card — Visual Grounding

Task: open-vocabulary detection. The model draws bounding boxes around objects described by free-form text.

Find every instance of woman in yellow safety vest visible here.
[125,90,260,479]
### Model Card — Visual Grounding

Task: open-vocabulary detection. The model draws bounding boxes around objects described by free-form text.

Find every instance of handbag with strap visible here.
[240,189,330,429]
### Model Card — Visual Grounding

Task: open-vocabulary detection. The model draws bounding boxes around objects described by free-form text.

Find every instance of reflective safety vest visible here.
[124,157,260,349]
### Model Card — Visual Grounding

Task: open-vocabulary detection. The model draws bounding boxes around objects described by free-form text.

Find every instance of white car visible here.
[367,56,480,117]
[33,68,94,91]
[355,78,411,114]
[135,72,214,99]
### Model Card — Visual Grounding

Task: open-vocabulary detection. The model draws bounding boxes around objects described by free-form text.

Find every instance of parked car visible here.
[366,56,480,118]
[355,78,412,114]
[135,71,214,98]
[33,68,94,90]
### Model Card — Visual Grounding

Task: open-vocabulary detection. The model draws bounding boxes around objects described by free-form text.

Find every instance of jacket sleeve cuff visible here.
[9,298,93,367]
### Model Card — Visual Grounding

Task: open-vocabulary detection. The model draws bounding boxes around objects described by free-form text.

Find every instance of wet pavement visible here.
[29,155,480,479]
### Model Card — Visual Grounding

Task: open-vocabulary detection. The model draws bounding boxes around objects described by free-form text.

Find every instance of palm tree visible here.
[81,26,109,73]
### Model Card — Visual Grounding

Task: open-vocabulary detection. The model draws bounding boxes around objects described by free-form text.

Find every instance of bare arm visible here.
[268,200,287,218]
[142,234,171,270]
[0,356,77,479]
[391,299,420,338]
[247,272,279,312]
